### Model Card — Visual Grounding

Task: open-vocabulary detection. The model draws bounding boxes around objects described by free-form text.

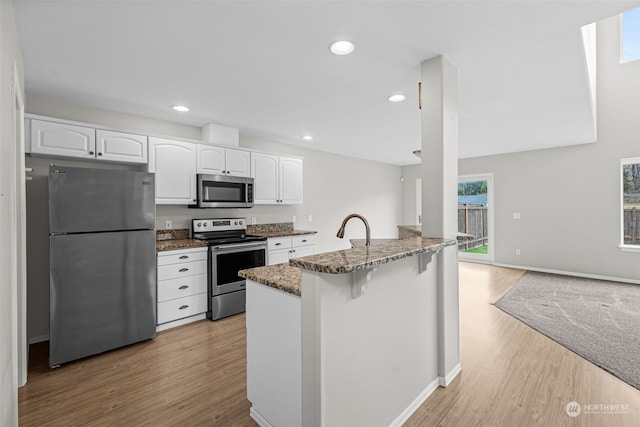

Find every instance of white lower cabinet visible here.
[156,247,208,330]
[267,235,316,266]
[246,280,301,427]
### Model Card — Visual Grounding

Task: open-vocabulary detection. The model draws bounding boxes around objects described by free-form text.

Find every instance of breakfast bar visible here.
[240,236,458,427]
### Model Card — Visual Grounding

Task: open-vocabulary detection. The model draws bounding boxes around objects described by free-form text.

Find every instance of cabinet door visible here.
[96,129,148,164]
[252,152,279,204]
[291,246,314,258]
[197,145,225,174]
[225,148,251,177]
[279,156,303,204]
[30,119,95,159]
[148,137,197,205]
[268,248,291,266]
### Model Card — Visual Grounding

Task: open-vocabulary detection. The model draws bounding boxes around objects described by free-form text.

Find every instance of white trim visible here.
[156,313,206,332]
[438,362,462,387]
[249,407,274,427]
[28,334,49,345]
[389,377,441,427]
[619,244,640,252]
[493,263,640,285]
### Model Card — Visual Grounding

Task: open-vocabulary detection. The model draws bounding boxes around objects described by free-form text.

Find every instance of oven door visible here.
[210,241,267,296]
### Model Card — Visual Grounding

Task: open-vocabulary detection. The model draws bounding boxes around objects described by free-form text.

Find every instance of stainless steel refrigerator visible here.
[49,165,156,367]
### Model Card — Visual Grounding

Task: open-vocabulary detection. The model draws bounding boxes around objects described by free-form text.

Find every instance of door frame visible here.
[13,62,27,386]
[458,173,494,264]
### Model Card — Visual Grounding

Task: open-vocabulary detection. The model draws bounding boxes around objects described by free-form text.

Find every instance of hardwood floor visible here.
[19,263,640,426]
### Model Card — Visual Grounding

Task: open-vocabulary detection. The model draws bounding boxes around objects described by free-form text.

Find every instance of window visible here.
[621,158,640,249]
[621,7,640,63]
[458,175,493,262]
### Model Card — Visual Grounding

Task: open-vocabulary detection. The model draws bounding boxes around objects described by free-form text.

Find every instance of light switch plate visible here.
[164,219,172,229]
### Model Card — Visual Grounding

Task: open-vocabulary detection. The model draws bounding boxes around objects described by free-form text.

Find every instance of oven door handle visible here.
[211,242,267,251]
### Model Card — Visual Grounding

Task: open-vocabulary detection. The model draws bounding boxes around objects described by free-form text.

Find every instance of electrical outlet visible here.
[165,219,172,229]
[515,248,521,256]
[513,212,521,220]
[251,217,257,225]
[292,215,296,223]
[308,214,313,223]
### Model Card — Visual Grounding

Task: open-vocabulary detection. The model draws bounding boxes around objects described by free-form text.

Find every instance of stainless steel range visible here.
[192,218,267,320]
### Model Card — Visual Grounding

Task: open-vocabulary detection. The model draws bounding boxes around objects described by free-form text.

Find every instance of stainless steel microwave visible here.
[195,174,254,208]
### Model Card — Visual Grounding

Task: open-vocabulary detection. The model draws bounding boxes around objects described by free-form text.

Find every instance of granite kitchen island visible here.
[240,236,458,427]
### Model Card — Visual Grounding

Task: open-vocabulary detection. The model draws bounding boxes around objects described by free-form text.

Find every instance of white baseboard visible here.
[439,363,462,387]
[249,407,274,427]
[28,334,49,345]
[156,313,206,332]
[389,377,440,427]
[493,263,640,285]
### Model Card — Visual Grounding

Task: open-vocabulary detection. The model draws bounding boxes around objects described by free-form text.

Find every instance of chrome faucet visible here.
[336,214,371,246]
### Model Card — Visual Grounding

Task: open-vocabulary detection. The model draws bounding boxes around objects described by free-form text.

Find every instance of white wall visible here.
[0,1,24,425]
[402,16,639,283]
[24,96,402,341]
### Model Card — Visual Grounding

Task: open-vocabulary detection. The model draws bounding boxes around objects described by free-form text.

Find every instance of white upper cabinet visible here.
[96,129,147,164]
[225,148,251,177]
[148,137,197,205]
[252,152,280,204]
[30,119,96,159]
[279,156,303,205]
[29,119,148,164]
[197,145,251,177]
[252,153,303,205]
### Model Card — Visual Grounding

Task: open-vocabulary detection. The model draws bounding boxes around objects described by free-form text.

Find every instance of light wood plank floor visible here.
[19,263,640,426]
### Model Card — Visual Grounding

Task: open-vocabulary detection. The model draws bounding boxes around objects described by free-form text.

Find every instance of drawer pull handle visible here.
[179,305,189,310]
[179,268,189,272]
[179,255,189,259]
[178,285,189,290]
[275,243,282,246]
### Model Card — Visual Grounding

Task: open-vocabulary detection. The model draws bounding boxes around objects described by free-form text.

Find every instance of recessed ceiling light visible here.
[302,135,314,141]
[172,105,190,112]
[330,41,354,56]
[388,94,406,103]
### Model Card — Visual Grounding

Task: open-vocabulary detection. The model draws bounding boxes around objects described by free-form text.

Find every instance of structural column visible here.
[420,55,461,384]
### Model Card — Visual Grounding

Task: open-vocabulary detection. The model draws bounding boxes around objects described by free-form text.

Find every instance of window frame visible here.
[620,157,640,252]
[621,7,640,64]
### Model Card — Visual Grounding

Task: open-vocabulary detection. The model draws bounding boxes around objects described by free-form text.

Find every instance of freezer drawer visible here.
[157,293,207,324]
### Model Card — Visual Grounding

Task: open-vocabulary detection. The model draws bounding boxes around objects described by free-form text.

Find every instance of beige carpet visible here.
[495,271,640,390]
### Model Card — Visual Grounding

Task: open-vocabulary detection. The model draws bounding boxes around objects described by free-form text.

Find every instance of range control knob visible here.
[234,221,239,225]
[203,222,207,227]
[197,222,202,227]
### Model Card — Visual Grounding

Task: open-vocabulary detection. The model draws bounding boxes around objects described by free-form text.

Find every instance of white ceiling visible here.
[13,1,640,165]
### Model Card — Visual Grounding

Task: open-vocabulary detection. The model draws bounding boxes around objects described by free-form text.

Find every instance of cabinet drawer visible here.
[268,237,291,251]
[157,293,207,324]
[157,249,208,266]
[292,235,316,247]
[157,274,207,303]
[157,260,207,281]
